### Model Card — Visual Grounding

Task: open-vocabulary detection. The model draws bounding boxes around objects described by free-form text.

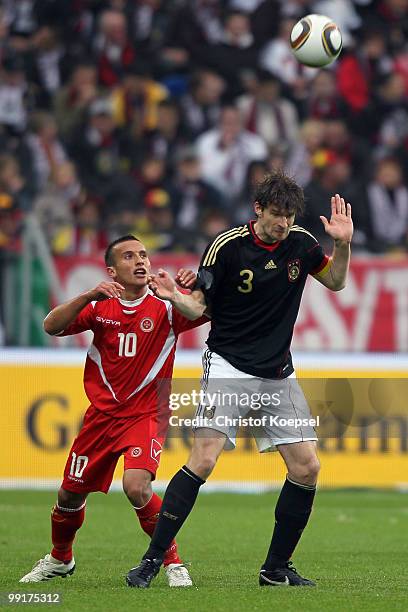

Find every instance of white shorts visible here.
[194,350,318,452]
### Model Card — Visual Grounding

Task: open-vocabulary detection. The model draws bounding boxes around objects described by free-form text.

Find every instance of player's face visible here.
[255,203,295,242]
[108,240,151,288]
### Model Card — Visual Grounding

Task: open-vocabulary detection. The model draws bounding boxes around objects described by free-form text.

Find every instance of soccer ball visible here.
[290,14,342,68]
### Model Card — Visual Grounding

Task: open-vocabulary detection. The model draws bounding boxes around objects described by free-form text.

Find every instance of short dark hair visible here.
[104,235,141,266]
[254,170,305,216]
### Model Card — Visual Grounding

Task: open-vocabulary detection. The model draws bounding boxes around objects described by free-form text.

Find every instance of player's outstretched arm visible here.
[149,269,206,320]
[317,193,353,291]
[43,281,125,335]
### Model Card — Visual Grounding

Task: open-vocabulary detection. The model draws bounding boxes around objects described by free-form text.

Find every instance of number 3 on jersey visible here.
[238,269,253,293]
[118,332,137,356]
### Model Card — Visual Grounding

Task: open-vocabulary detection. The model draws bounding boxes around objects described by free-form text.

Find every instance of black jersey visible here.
[196,220,329,378]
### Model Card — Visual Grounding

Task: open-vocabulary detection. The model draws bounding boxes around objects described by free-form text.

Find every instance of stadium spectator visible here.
[127,0,171,61]
[393,45,408,95]
[265,145,286,176]
[160,0,224,74]
[195,104,268,202]
[277,0,314,20]
[132,155,176,212]
[304,70,348,121]
[0,6,10,62]
[323,119,372,181]
[68,97,133,209]
[374,0,408,53]
[23,25,65,109]
[259,18,316,103]
[100,197,179,254]
[0,54,29,135]
[93,9,135,87]
[110,61,168,135]
[302,153,359,248]
[192,207,230,253]
[4,0,38,49]
[285,119,326,187]
[237,70,299,152]
[32,161,82,255]
[235,158,268,224]
[53,62,100,140]
[0,153,29,252]
[201,10,259,97]
[364,157,408,252]
[26,111,67,191]
[375,72,408,159]
[172,145,226,233]
[0,153,31,211]
[180,69,225,139]
[337,29,392,135]
[245,0,281,47]
[131,98,189,171]
[72,199,108,256]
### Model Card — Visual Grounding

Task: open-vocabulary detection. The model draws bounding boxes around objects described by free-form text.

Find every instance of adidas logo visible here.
[265,259,277,270]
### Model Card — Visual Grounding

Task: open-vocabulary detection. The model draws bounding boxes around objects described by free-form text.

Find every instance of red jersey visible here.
[59,290,206,417]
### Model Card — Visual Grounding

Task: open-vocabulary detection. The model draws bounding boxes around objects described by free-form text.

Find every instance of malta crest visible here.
[203,406,216,419]
[287,259,301,282]
[140,317,154,332]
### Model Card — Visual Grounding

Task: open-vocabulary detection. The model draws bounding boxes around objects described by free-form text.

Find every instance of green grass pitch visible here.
[0,490,407,611]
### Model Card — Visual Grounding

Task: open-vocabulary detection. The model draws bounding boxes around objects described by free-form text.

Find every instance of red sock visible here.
[134,493,181,566]
[51,502,86,563]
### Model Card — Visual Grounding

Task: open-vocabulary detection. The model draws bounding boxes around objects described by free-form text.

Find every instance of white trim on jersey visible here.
[87,343,119,402]
[119,289,152,308]
[126,327,176,400]
[164,299,173,325]
[150,294,173,324]
[290,225,318,242]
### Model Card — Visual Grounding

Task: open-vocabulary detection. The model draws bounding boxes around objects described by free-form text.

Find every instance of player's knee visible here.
[123,476,152,507]
[189,453,217,479]
[290,456,320,484]
[125,484,150,507]
[189,432,225,479]
[57,487,87,509]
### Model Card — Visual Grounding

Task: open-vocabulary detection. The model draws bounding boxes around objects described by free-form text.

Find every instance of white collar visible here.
[119,288,152,307]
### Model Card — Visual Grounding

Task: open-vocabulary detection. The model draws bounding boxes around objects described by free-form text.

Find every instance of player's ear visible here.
[254,201,262,217]
[106,266,116,279]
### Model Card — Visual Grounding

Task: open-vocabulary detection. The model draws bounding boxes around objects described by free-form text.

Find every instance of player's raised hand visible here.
[90,281,125,301]
[175,268,196,290]
[148,269,177,300]
[319,194,353,243]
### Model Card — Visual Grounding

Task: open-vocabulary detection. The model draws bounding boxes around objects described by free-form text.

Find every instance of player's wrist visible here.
[169,288,182,304]
[334,238,351,247]
[83,289,98,302]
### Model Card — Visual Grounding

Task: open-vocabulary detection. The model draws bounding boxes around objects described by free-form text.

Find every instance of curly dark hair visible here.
[253,170,305,216]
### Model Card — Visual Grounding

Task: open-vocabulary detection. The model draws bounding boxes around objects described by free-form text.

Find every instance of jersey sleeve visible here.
[303,234,331,277]
[55,302,96,336]
[172,310,210,335]
[194,237,229,305]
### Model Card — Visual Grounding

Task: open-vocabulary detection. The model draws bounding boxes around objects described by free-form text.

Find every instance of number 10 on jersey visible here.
[118,332,137,356]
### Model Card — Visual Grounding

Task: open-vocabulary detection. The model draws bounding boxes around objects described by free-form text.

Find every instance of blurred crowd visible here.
[0,0,408,257]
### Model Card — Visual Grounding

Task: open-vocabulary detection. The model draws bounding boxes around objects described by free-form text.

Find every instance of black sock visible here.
[263,476,316,570]
[143,466,205,561]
